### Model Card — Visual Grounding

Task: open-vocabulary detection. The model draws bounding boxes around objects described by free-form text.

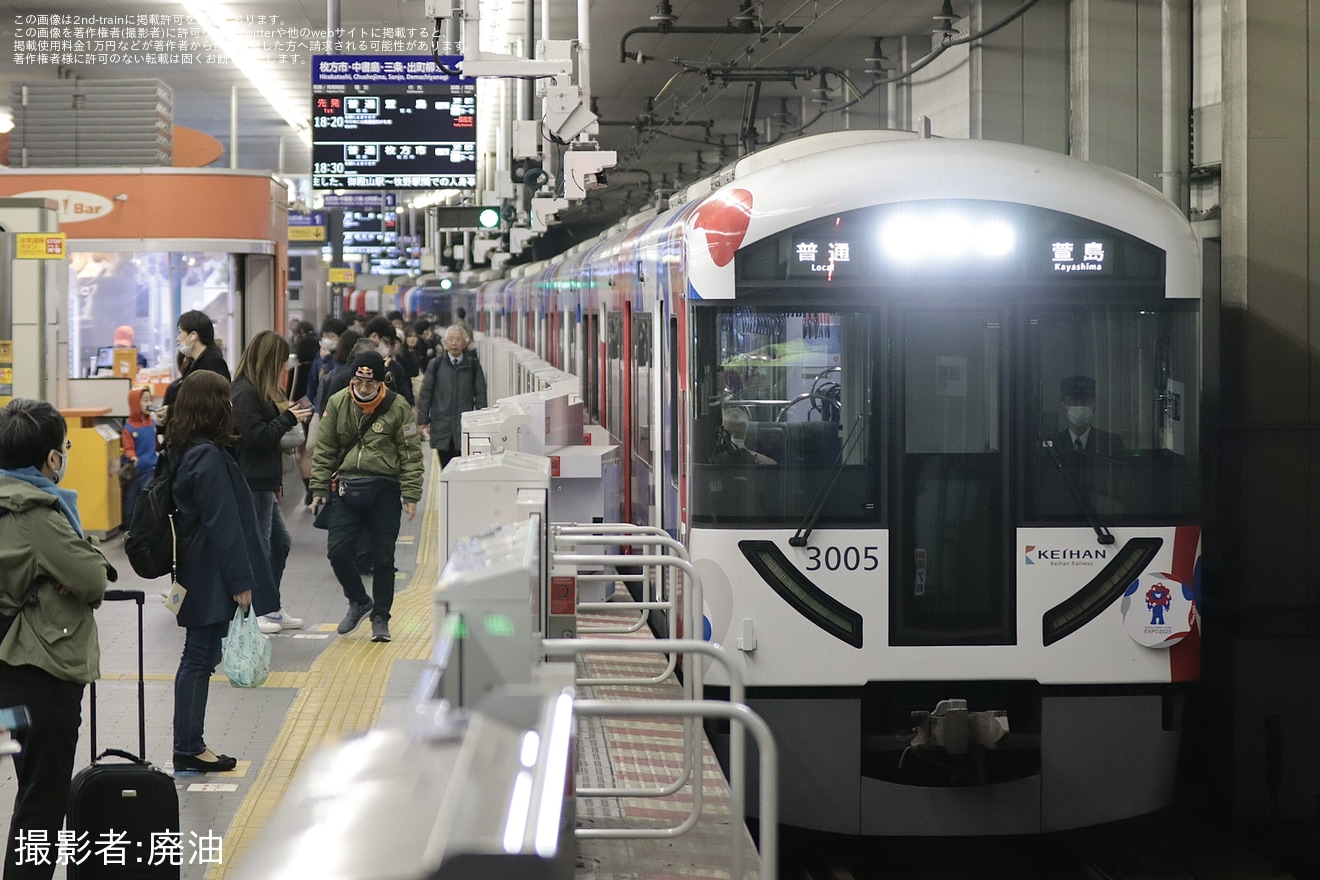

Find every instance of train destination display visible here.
[312,55,476,190]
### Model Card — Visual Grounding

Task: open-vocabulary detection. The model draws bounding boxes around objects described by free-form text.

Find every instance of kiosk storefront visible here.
[0,168,288,413]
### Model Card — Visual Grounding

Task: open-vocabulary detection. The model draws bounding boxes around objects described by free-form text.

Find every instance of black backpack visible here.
[123,452,180,579]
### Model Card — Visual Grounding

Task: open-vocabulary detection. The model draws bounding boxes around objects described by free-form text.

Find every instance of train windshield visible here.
[1025,306,1199,522]
[690,306,881,525]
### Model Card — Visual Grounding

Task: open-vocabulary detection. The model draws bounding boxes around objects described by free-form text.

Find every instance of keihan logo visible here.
[1024,544,1108,565]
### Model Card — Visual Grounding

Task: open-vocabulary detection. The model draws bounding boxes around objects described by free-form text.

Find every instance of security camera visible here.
[563,150,618,200]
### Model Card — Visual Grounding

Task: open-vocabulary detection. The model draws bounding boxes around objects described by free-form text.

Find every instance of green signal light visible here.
[484,613,515,637]
[439,278,453,290]
[476,207,501,229]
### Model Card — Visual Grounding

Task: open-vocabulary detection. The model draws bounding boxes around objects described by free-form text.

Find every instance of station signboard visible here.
[311,55,476,191]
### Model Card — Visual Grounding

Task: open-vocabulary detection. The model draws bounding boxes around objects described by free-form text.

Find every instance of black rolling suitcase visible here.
[67,589,181,879]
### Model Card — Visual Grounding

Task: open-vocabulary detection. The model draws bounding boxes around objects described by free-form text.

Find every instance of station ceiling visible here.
[1,0,970,240]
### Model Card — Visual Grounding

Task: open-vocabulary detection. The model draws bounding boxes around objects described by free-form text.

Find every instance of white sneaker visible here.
[261,610,305,631]
[257,616,281,635]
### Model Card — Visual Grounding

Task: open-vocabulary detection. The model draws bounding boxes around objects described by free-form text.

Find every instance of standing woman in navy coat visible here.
[164,370,276,772]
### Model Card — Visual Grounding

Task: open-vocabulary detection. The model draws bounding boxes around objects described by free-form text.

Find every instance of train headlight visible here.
[879,213,1017,263]
[976,220,1015,256]
[1042,537,1163,646]
[880,216,930,262]
[739,540,864,648]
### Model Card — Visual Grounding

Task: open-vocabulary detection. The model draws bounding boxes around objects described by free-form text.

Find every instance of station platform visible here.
[0,460,759,879]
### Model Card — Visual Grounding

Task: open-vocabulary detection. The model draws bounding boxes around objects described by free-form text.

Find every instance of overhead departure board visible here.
[311,55,476,190]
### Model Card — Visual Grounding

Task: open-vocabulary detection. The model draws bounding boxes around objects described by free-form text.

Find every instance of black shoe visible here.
[370,617,391,642]
[338,600,374,635]
[174,752,237,773]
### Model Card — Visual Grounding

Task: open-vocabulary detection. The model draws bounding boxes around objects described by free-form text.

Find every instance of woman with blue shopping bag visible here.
[164,371,276,772]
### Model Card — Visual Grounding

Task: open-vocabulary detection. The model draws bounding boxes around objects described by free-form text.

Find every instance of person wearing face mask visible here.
[362,316,414,406]
[1057,376,1123,460]
[302,318,348,506]
[161,309,231,414]
[310,352,424,644]
[306,318,347,420]
[0,398,115,880]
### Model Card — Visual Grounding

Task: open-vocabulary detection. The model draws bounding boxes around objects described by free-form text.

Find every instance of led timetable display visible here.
[311,55,477,190]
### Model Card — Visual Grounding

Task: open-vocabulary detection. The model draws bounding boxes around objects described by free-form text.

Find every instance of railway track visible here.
[776,814,1215,880]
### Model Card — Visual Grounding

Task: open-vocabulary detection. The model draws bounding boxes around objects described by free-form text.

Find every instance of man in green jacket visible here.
[0,399,113,880]
[310,352,424,643]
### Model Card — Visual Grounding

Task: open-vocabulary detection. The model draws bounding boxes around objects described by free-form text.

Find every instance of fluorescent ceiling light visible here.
[410,190,462,209]
[181,2,312,146]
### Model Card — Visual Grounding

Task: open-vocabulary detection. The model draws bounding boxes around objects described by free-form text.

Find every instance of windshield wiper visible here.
[1042,437,1115,545]
[789,413,867,548]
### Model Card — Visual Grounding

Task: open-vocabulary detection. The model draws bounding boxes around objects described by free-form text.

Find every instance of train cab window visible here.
[691,306,880,525]
[1025,308,1199,523]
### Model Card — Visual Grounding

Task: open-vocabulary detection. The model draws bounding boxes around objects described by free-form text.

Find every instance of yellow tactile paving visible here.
[205,468,443,879]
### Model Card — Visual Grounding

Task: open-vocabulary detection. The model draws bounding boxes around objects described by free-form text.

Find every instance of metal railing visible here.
[551,531,701,695]
[547,638,770,880]
[573,698,777,880]
[555,524,690,640]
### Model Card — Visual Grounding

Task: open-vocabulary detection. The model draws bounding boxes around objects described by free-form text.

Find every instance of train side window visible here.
[606,311,624,438]
[584,311,600,423]
[567,308,578,377]
[669,315,680,482]
[633,311,653,457]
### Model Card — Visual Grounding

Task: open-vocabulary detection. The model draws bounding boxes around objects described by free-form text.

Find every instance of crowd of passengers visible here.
[0,305,486,880]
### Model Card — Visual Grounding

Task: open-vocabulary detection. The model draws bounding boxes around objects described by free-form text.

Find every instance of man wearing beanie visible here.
[310,351,424,642]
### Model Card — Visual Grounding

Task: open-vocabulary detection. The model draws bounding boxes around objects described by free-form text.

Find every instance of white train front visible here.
[477,131,1203,835]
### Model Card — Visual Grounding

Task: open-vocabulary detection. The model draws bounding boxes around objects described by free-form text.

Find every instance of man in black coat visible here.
[417,326,488,468]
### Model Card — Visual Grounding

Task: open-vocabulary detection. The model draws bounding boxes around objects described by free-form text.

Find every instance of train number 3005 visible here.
[802,546,882,572]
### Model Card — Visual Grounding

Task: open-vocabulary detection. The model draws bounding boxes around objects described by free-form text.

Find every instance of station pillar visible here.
[0,198,64,406]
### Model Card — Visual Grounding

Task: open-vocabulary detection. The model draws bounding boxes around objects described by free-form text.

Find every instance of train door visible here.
[893,307,1013,646]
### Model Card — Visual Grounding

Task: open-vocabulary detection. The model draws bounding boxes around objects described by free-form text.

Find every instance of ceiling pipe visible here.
[577,0,591,102]
[620,0,804,63]
[326,0,340,54]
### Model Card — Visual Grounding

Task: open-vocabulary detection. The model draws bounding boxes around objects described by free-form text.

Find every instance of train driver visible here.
[1057,375,1123,460]
[711,407,776,466]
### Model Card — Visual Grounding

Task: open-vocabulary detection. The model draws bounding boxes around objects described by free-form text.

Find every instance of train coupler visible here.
[909,699,1009,755]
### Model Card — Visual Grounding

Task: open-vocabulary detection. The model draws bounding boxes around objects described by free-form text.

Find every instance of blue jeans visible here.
[122,462,154,528]
[251,490,291,609]
[173,620,227,756]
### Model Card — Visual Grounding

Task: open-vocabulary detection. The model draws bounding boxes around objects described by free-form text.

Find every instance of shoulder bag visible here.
[313,392,396,528]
